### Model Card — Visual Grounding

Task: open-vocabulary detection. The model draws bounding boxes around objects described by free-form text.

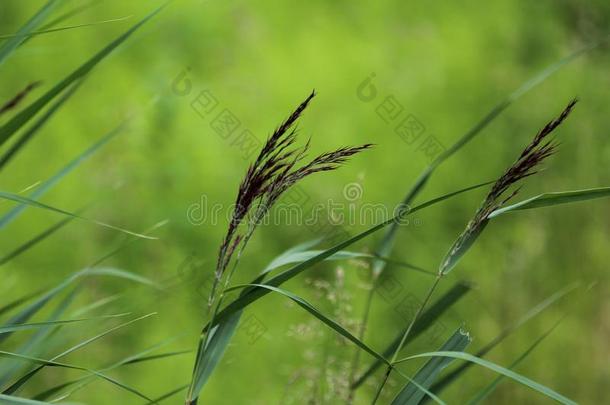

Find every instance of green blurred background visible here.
[1,0,609,403]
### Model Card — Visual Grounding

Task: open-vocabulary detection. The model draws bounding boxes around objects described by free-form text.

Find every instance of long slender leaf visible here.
[395,351,575,405]
[185,181,490,403]
[0,0,59,67]
[489,187,610,218]
[426,283,577,397]
[0,80,83,169]
[264,249,431,276]
[0,5,163,147]
[392,328,471,405]
[0,122,124,230]
[0,313,128,334]
[205,181,491,331]
[230,284,389,364]
[0,393,77,404]
[35,338,182,401]
[0,351,153,402]
[0,191,156,240]
[0,214,77,266]
[467,320,562,405]
[372,42,600,277]
[0,288,79,386]
[0,17,133,40]
[352,282,472,389]
[4,313,157,395]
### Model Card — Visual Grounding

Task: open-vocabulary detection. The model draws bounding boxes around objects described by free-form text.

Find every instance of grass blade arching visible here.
[352,282,472,389]
[395,351,575,405]
[391,328,471,405]
[467,320,562,405]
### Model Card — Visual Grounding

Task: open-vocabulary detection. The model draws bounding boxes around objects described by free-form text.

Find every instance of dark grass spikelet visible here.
[439,99,577,275]
[0,81,41,116]
[210,91,372,303]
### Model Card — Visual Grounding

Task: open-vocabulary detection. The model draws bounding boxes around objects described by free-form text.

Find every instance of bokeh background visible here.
[1,0,609,403]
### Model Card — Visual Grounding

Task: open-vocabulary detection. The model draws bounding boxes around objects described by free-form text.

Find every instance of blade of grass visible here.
[0,313,129,334]
[0,5,163,147]
[0,16,133,40]
[0,393,78,404]
[489,186,610,218]
[0,213,77,266]
[0,290,44,319]
[467,320,562,405]
[426,283,578,397]
[373,42,601,277]
[228,284,389,364]
[0,0,59,67]
[185,181,490,403]
[391,328,471,405]
[395,351,575,405]
[352,282,472,389]
[0,80,84,169]
[204,181,492,331]
[3,313,157,395]
[0,122,125,230]
[0,288,79,387]
[35,337,182,401]
[143,385,189,404]
[0,191,157,240]
[264,250,431,276]
[0,350,153,402]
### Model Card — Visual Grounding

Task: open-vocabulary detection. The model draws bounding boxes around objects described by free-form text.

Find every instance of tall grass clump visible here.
[1,3,610,405]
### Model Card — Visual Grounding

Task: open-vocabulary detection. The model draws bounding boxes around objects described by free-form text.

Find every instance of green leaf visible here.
[0,313,129,334]
[34,338,181,401]
[143,385,189,404]
[372,42,600,277]
[395,351,575,405]
[264,249,431,276]
[3,313,157,395]
[0,393,78,404]
[185,181,490,403]
[0,214,77,266]
[392,328,471,405]
[204,181,491,331]
[0,80,84,170]
[0,191,157,240]
[0,289,44,318]
[0,122,124,230]
[0,288,79,386]
[0,123,125,229]
[440,185,610,276]
[0,0,59,67]
[234,284,388,363]
[426,283,577,397]
[467,320,562,405]
[0,351,153,402]
[352,282,472,389]
[0,5,163,147]
[489,187,610,218]
[0,16,133,40]
[438,221,489,275]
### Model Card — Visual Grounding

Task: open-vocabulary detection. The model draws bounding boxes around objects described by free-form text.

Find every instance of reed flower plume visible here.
[209,91,373,305]
[439,99,577,275]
